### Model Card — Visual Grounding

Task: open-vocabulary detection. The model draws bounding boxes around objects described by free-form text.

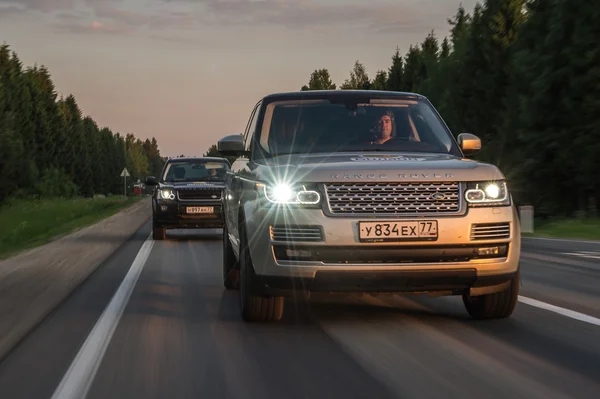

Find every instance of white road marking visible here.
[523,236,600,245]
[560,251,600,260]
[518,296,600,327]
[51,233,154,399]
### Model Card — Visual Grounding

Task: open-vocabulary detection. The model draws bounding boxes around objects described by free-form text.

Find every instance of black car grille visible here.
[177,188,222,201]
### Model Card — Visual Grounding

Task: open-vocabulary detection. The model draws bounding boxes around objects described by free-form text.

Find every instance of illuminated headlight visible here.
[158,189,175,200]
[465,181,510,206]
[257,182,321,205]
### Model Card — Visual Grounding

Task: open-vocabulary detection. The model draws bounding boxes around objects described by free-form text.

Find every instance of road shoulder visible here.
[0,197,151,362]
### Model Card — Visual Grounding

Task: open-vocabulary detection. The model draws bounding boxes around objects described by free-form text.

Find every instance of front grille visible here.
[270,225,324,242]
[177,188,221,201]
[471,223,511,240]
[324,182,460,215]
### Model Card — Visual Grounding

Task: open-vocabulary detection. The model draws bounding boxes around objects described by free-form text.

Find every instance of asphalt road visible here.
[0,221,599,399]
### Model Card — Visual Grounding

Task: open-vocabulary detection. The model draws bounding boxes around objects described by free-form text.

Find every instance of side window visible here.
[244,101,261,151]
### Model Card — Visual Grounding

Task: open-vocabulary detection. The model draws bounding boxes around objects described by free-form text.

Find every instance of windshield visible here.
[161,159,229,182]
[253,97,459,157]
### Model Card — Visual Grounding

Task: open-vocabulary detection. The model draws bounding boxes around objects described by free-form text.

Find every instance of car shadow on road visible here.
[215,290,459,327]
[164,229,223,242]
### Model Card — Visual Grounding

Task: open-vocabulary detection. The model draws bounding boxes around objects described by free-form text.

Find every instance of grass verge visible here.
[0,195,143,260]
[524,217,600,241]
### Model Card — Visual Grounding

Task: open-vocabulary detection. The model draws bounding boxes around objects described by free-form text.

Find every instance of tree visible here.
[386,48,404,91]
[401,45,422,92]
[340,60,371,90]
[440,38,451,59]
[300,69,337,91]
[371,71,388,90]
[204,143,237,165]
[0,42,165,201]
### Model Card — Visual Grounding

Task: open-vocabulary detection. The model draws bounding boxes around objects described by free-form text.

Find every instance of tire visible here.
[238,223,284,322]
[462,270,520,320]
[152,222,166,240]
[222,223,239,290]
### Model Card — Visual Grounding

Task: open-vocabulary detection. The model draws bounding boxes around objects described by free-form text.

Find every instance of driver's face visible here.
[378,115,392,137]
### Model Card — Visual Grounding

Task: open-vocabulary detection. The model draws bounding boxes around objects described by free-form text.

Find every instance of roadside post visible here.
[519,205,534,233]
[120,167,130,197]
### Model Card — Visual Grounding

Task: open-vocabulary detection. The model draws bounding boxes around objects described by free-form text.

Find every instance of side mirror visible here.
[218,134,246,157]
[145,176,158,186]
[457,133,481,156]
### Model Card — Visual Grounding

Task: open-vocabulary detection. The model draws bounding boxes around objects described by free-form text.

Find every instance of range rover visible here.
[218,90,521,322]
[146,156,230,240]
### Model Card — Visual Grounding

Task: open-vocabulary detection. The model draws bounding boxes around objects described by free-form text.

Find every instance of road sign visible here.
[120,167,130,196]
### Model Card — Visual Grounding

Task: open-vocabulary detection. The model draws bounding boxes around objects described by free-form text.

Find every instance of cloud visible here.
[86,2,197,31]
[92,4,151,27]
[0,0,76,12]
[44,0,197,36]
[53,20,134,34]
[0,4,25,18]
[20,0,437,40]
[55,9,92,21]
[163,0,422,31]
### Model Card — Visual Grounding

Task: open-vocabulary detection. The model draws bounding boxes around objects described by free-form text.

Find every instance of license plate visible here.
[358,220,438,242]
[186,206,214,214]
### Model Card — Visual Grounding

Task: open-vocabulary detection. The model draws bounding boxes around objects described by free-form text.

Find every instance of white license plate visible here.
[186,206,214,214]
[358,220,438,242]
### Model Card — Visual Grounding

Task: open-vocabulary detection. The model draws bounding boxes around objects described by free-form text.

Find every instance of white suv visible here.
[218,90,521,322]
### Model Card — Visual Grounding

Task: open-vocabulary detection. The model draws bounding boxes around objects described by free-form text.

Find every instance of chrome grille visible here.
[471,223,511,240]
[270,225,324,242]
[324,182,460,214]
[177,189,221,201]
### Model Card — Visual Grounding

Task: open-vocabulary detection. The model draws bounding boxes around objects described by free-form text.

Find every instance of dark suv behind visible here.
[145,157,230,240]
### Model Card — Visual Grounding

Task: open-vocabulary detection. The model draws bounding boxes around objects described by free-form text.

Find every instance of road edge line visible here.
[523,236,600,245]
[518,296,600,327]
[50,232,154,399]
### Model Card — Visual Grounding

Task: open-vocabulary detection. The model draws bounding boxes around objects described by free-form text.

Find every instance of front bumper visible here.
[154,199,224,229]
[242,203,521,294]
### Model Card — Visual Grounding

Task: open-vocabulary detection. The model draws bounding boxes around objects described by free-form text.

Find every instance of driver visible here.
[369,110,395,144]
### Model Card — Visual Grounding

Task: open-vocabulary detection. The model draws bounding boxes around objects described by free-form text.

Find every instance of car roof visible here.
[166,156,229,163]
[261,89,426,102]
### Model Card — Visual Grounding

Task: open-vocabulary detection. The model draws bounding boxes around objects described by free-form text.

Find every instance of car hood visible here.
[160,181,226,189]
[250,152,505,183]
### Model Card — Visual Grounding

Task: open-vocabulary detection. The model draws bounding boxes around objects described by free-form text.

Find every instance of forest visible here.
[0,43,165,203]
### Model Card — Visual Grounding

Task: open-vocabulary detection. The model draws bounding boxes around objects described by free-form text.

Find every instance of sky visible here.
[0,0,477,158]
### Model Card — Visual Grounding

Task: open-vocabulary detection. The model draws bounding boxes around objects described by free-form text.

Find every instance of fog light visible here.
[286,249,312,258]
[466,190,485,202]
[160,205,168,211]
[297,191,320,204]
[476,247,499,256]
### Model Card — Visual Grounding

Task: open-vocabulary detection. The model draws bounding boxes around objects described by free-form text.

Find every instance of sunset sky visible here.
[1,0,477,157]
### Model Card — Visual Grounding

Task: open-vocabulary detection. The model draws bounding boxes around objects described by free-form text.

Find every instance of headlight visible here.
[256,182,321,205]
[465,181,510,206]
[158,189,175,200]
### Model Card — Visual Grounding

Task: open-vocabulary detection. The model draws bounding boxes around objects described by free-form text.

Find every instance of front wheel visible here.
[152,221,166,240]
[462,270,520,319]
[238,224,284,322]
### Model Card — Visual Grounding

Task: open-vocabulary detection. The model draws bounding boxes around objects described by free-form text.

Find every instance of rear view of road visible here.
[0,224,599,399]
